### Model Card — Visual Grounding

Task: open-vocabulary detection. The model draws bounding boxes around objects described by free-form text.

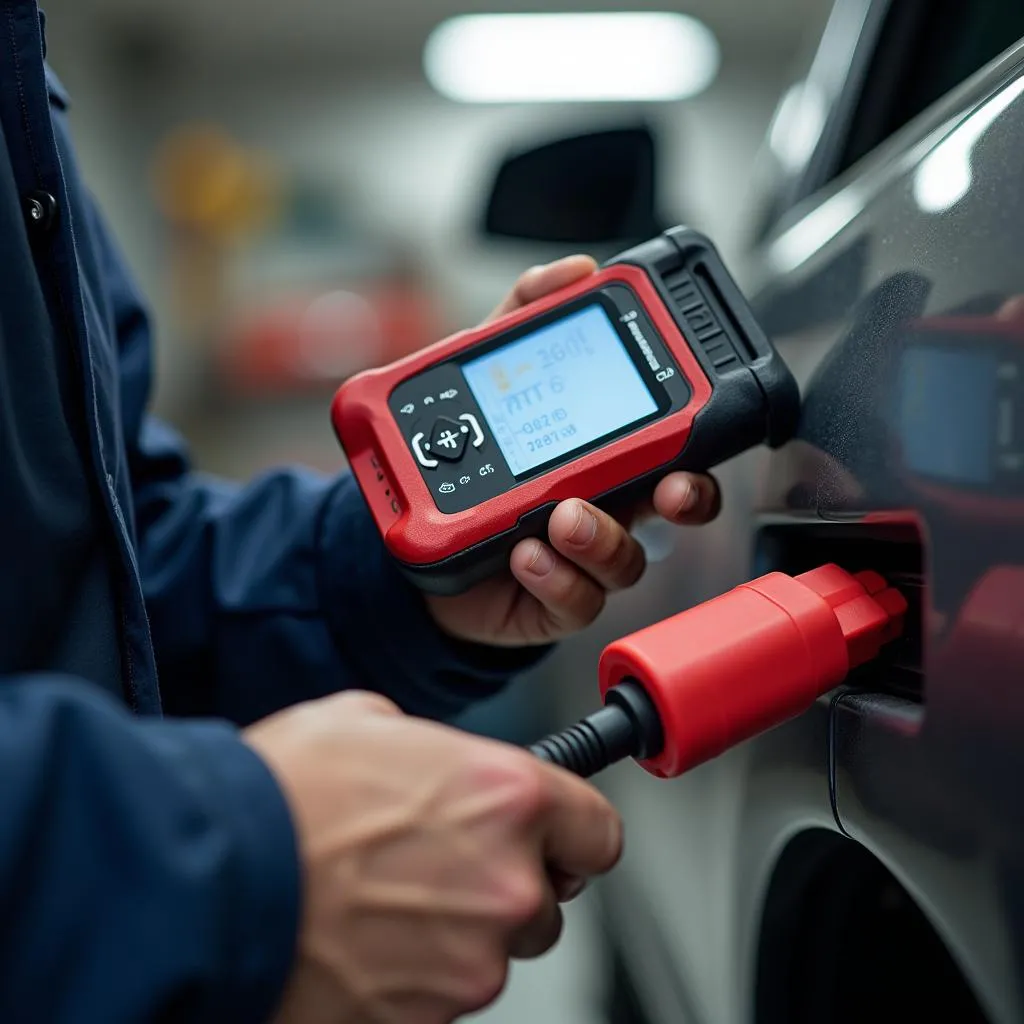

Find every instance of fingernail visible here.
[566,502,598,546]
[607,816,624,864]
[674,481,698,517]
[559,877,587,902]
[525,543,556,577]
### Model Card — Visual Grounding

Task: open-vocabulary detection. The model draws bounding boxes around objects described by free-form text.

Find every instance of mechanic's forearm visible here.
[137,452,350,721]
[140,460,536,725]
[0,676,298,1022]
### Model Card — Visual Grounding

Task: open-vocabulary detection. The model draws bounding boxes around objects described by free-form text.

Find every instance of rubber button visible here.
[459,413,485,449]
[429,417,468,462]
[412,432,439,469]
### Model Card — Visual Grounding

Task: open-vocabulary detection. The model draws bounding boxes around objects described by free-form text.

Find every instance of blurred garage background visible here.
[39,1,831,1019]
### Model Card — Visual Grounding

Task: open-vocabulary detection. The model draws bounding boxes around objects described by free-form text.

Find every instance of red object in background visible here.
[220,282,445,393]
[933,565,1024,732]
[599,564,908,778]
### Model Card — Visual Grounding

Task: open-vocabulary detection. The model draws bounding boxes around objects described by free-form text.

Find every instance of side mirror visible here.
[481,125,664,247]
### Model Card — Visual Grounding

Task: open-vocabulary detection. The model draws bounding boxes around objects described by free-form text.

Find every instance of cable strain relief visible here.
[530,719,615,778]
[605,678,665,761]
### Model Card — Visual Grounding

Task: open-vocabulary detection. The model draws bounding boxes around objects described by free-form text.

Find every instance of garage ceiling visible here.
[55,0,832,74]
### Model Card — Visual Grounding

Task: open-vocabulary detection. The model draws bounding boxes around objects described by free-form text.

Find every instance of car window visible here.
[754,0,1024,243]
[835,0,1024,178]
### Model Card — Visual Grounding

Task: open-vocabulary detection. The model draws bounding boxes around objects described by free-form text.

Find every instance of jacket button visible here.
[25,190,58,232]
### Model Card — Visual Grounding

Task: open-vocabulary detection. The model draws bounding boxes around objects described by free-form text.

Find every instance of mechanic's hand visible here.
[425,256,721,647]
[246,690,621,1024]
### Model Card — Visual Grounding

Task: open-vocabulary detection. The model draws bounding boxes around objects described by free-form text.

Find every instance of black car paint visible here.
[760,40,1024,1023]
[548,22,1024,1024]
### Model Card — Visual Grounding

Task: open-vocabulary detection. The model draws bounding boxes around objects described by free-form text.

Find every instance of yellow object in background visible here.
[150,124,283,339]
[151,125,281,241]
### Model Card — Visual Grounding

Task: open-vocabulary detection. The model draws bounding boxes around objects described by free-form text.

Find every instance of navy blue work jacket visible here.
[0,4,531,1019]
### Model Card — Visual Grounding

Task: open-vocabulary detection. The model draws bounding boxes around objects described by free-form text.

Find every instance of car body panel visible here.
[565,18,1024,1024]
[759,41,1024,1023]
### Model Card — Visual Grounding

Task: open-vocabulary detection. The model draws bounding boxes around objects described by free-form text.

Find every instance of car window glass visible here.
[837,0,1024,175]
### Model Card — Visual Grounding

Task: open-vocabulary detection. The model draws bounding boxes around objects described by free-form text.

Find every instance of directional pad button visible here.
[428,417,469,462]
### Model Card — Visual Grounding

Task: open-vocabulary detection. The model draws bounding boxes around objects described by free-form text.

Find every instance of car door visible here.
[580,2,1024,1023]
[747,1,1024,1021]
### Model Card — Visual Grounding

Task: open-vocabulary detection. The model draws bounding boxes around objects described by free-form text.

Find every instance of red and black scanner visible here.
[332,227,799,594]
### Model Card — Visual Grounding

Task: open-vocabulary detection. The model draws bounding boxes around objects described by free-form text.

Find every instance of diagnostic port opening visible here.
[755,517,926,701]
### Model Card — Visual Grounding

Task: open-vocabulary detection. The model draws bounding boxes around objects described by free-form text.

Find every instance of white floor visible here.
[469,894,602,1024]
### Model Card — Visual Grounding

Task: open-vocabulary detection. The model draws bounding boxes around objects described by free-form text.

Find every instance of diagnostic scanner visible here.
[332,227,799,594]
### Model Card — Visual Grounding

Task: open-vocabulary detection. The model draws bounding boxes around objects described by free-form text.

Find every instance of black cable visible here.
[529,679,664,779]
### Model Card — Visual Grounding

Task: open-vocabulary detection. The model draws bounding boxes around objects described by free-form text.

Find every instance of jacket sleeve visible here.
[92,200,540,725]
[0,675,298,1023]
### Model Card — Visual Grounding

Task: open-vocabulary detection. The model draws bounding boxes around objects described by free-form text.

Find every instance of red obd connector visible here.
[596,564,907,778]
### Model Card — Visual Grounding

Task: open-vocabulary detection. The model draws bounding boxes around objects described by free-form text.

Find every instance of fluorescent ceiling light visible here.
[424,13,720,104]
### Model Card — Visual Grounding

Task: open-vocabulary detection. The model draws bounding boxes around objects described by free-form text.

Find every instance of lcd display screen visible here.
[463,304,658,476]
